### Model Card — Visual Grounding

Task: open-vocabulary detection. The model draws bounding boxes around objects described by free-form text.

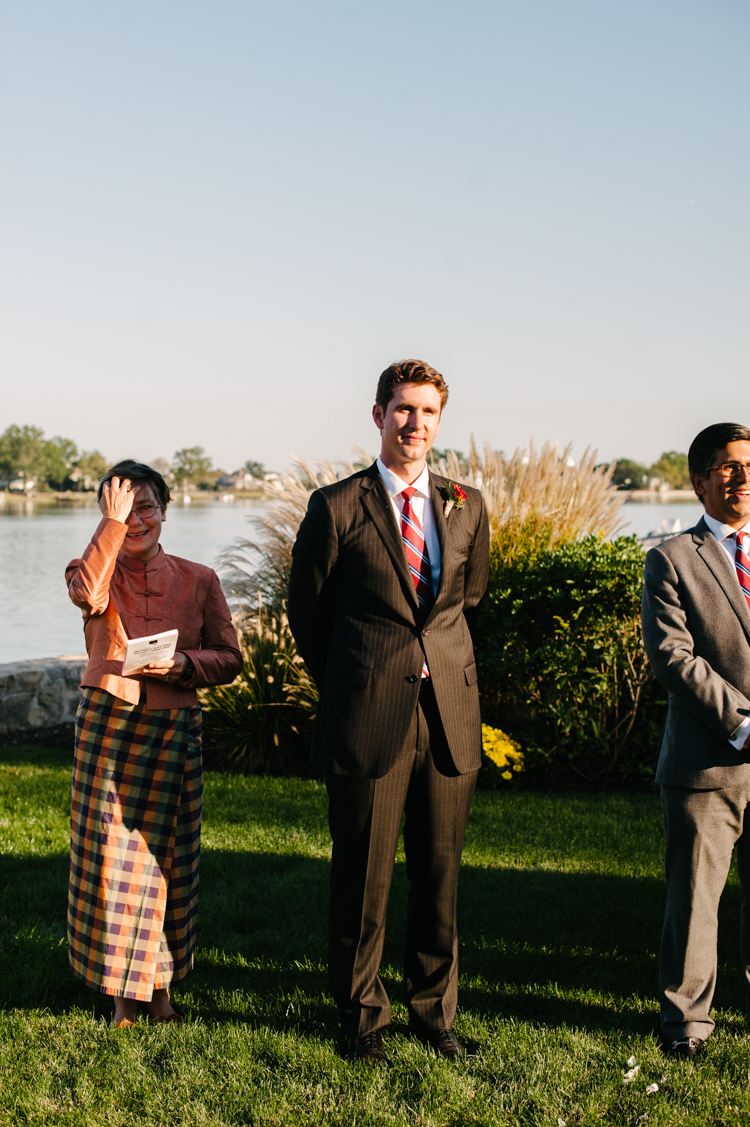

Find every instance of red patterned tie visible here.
[735,532,750,609]
[401,487,433,678]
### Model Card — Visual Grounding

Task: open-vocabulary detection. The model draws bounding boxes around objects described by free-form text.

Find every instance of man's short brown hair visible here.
[375,359,449,412]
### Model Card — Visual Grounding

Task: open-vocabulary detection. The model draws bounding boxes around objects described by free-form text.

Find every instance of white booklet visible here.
[122,628,179,676]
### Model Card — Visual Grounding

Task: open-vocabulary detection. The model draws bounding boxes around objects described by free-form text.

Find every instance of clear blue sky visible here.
[2,0,748,473]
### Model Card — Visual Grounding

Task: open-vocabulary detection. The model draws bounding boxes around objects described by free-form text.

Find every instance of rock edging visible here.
[0,655,87,745]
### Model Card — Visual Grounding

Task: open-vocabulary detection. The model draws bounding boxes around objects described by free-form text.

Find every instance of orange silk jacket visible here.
[66,516,242,708]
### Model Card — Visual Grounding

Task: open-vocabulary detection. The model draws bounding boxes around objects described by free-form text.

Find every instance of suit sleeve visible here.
[462,494,490,635]
[641,545,750,742]
[287,489,339,686]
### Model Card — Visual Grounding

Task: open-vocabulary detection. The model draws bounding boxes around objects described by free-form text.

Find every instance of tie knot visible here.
[401,487,417,502]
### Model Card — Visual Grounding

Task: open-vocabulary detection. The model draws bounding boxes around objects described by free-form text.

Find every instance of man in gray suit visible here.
[288,359,489,1065]
[642,421,750,1058]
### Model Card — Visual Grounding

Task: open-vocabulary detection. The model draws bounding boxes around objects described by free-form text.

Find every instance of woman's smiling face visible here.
[120,482,165,562]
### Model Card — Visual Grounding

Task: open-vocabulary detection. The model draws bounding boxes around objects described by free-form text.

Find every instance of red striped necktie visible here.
[400,487,433,678]
[735,531,750,609]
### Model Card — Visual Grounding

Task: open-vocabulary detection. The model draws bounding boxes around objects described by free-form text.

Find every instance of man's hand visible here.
[141,652,191,683]
[100,477,135,524]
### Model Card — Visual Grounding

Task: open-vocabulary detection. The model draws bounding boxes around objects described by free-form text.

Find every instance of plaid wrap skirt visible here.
[68,687,203,1000]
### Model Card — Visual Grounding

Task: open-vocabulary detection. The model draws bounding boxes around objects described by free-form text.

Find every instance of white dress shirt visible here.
[703,511,750,749]
[376,456,441,597]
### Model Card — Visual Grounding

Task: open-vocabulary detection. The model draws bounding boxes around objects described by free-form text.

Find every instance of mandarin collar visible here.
[117,544,167,572]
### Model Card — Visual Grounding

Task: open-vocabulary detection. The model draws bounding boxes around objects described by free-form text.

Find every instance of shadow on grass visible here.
[3,845,749,1039]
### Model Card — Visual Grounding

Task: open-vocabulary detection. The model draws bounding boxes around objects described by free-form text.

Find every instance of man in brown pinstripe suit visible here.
[288,358,489,1065]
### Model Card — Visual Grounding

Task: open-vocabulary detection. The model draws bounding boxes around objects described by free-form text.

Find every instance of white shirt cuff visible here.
[729,716,750,751]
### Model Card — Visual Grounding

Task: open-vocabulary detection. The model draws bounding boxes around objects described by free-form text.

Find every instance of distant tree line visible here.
[608,451,690,491]
[0,425,108,492]
[0,425,267,493]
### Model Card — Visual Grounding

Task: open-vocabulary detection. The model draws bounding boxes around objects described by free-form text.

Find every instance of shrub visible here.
[199,604,318,775]
[476,535,664,786]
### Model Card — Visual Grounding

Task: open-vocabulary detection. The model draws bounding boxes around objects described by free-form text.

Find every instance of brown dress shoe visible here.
[344,1030,391,1066]
[415,1028,471,1059]
[150,1012,182,1024]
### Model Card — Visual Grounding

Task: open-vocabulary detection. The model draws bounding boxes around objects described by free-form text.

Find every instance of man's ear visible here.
[372,404,384,431]
[690,472,707,498]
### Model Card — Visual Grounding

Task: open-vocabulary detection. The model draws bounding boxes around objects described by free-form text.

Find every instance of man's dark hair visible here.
[375,359,449,412]
[688,423,750,505]
[97,460,171,510]
[688,424,750,476]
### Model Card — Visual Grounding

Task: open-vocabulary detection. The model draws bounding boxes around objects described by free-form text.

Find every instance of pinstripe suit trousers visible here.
[325,681,477,1037]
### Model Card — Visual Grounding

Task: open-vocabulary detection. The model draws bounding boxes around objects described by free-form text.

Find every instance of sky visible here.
[1,0,748,474]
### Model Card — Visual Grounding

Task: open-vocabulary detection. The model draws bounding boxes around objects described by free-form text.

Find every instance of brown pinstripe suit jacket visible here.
[288,462,490,778]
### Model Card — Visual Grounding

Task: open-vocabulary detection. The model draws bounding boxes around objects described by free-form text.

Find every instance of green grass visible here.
[1,746,749,1126]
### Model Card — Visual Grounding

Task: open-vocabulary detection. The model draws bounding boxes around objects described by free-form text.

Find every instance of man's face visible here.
[372,382,442,477]
[691,440,750,528]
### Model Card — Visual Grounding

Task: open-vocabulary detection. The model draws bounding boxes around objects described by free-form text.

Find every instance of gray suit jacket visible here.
[642,516,750,788]
[288,463,490,778]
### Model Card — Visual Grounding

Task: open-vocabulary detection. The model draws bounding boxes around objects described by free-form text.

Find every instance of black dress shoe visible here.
[344,1030,391,1066]
[663,1037,704,1059]
[414,1028,471,1059]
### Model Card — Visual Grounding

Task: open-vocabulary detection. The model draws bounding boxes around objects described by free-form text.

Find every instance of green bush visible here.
[199,607,318,775]
[475,535,664,787]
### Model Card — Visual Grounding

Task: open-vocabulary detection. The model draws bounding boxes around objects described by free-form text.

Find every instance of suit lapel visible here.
[426,473,451,618]
[695,517,750,640]
[359,466,419,611]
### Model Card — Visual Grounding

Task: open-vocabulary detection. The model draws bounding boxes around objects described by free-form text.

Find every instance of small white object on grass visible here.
[645,1083,659,1095]
[557,1119,566,1127]
[627,1056,636,1067]
[636,1116,648,1124]
[623,1065,640,1084]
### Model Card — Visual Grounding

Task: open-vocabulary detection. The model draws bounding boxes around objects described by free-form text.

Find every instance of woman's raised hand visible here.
[99,477,136,523]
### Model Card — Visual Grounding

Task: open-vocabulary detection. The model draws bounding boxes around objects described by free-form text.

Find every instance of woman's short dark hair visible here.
[98,460,171,510]
[688,424,750,477]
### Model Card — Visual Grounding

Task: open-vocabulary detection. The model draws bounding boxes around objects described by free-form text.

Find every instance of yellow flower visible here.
[482,724,524,779]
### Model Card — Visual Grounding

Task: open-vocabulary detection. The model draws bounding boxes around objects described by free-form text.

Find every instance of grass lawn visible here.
[1,748,749,1126]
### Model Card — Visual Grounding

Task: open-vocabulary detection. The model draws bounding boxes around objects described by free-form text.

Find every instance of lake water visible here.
[0,496,265,664]
[0,494,704,665]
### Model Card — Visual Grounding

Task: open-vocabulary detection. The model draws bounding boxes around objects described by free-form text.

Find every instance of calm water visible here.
[0,494,704,665]
[0,497,265,664]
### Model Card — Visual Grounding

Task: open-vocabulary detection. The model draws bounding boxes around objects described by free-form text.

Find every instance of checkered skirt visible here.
[68,687,203,1000]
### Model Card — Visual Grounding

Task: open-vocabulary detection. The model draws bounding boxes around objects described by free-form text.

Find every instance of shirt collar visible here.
[376,456,432,500]
[703,511,750,543]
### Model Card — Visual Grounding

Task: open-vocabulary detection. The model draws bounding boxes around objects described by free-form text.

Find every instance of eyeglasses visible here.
[129,504,160,519]
[706,462,750,478]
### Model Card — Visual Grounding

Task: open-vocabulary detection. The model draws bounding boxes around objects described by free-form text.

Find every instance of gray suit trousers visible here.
[326,681,477,1037]
[660,783,750,1040]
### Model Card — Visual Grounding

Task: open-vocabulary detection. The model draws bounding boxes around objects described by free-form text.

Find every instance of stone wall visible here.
[0,656,87,745]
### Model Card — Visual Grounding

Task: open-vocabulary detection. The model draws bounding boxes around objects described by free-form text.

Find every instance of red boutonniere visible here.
[443,482,467,518]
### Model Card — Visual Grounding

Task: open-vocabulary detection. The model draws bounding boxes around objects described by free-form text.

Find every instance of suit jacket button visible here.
[406,674,418,683]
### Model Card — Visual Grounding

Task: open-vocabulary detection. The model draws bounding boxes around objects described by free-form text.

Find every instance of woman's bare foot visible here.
[112,997,137,1026]
[144,988,180,1021]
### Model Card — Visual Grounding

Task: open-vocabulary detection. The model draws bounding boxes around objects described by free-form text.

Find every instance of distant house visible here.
[215,470,264,490]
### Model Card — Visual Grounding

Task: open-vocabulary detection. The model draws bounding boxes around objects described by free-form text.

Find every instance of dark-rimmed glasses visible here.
[705,462,750,479]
